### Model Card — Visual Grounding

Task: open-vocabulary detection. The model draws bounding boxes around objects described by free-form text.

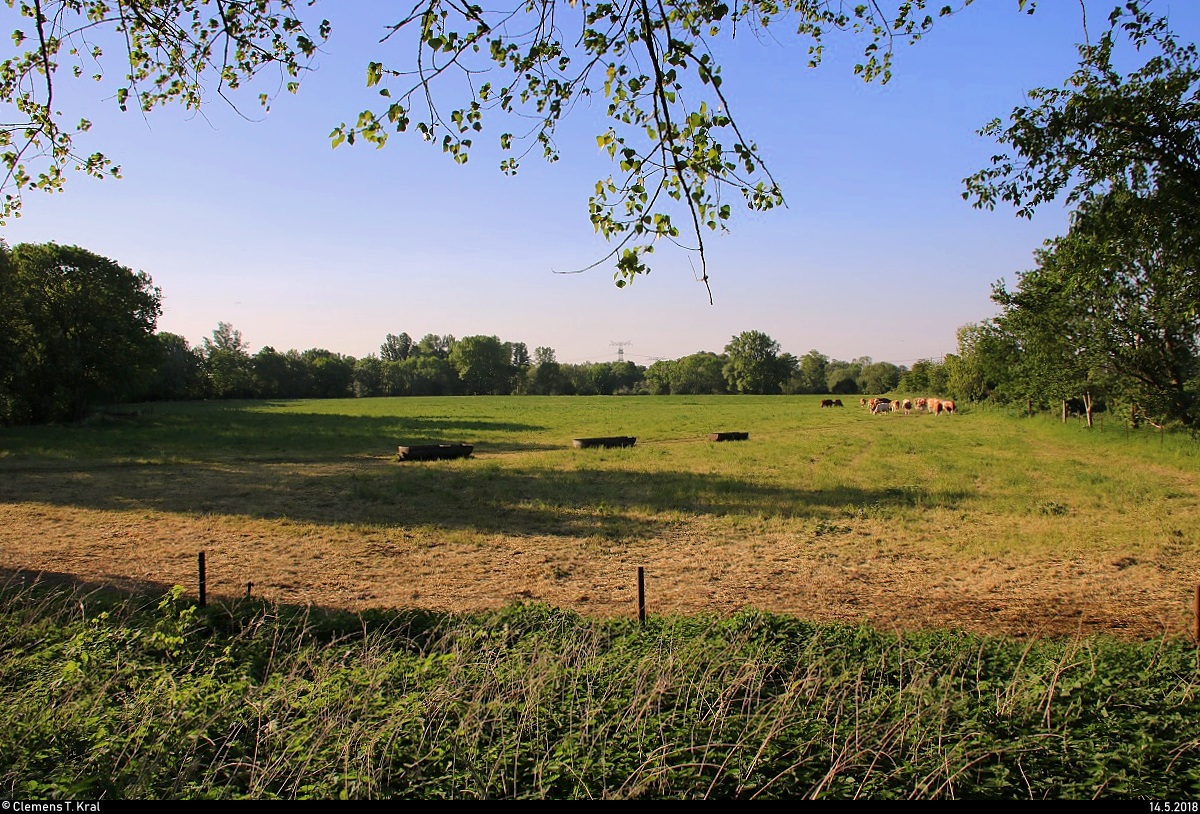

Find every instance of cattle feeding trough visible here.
[573,436,637,449]
[397,443,475,461]
[707,432,750,442]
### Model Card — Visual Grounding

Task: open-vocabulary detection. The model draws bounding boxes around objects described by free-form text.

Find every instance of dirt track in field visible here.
[2,494,1195,642]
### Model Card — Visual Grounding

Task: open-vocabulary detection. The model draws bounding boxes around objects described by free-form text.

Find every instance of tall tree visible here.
[302,349,356,399]
[252,347,295,399]
[146,332,206,401]
[990,249,1105,423]
[858,361,902,395]
[416,333,456,359]
[507,341,532,394]
[993,189,1200,426]
[945,324,1009,405]
[2,242,161,423]
[609,361,645,394]
[898,359,934,393]
[202,322,254,399]
[529,350,568,395]
[353,355,386,398]
[796,350,830,395]
[825,360,862,395]
[722,331,787,395]
[400,355,460,396]
[0,241,23,420]
[450,335,511,395]
[964,1,1200,425]
[644,359,676,395]
[380,332,414,362]
[965,2,1199,222]
[672,352,727,394]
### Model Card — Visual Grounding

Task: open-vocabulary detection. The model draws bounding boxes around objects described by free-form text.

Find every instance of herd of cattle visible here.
[819,396,957,414]
[867,396,954,415]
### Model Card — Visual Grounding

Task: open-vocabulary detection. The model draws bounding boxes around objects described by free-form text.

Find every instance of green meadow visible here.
[3,394,1198,557]
[2,395,1200,798]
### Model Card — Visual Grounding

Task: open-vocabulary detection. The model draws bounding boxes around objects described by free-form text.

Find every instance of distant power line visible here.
[610,340,632,362]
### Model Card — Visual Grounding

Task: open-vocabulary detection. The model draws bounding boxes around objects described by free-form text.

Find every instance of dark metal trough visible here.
[707,432,750,442]
[572,436,637,449]
[397,443,474,461]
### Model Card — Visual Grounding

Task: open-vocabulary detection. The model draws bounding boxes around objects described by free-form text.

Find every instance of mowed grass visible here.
[1,395,1199,637]
[3,395,1197,547]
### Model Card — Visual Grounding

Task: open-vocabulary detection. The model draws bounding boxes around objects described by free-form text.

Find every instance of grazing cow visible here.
[860,398,868,407]
[926,398,941,415]
[833,399,844,407]
[901,398,913,414]
[940,399,956,415]
[820,399,835,408]
[914,397,927,411]
[871,399,893,415]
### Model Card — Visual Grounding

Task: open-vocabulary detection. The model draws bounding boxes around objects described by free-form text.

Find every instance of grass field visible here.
[2,395,1199,640]
[4,396,1200,799]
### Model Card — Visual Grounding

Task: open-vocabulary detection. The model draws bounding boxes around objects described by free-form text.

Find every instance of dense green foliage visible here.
[0,1,327,222]
[0,242,162,425]
[5,305,917,418]
[955,2,1200,428]
[721,331,792,395]
[1,580,1196,799]
[154,325,909,403]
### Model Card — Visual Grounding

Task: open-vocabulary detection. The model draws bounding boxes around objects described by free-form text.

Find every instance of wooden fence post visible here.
[1194,583,1200,673]
[638,566,646,626]
[197,551,207,607]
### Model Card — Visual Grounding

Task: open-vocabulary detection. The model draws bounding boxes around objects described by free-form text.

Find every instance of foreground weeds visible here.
[1,579,1198,800]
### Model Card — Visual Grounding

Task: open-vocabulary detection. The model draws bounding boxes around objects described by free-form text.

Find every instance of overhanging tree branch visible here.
[4,1,981,289]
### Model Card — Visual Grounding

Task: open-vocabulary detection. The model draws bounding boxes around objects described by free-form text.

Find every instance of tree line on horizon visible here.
[3,235,1197,430]
[1,241,948,426]
[141,323,930,404]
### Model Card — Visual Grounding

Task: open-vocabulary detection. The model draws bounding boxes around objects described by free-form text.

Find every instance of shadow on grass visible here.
[0,566,459,645]
[0,565,182,610]
[0,405,552,461]
[0,454,973,540]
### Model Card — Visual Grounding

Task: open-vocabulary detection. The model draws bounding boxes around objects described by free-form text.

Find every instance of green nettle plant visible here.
[2,580,1199,799]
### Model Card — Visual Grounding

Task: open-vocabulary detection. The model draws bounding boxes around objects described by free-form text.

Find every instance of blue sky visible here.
[3,0,1195,367]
